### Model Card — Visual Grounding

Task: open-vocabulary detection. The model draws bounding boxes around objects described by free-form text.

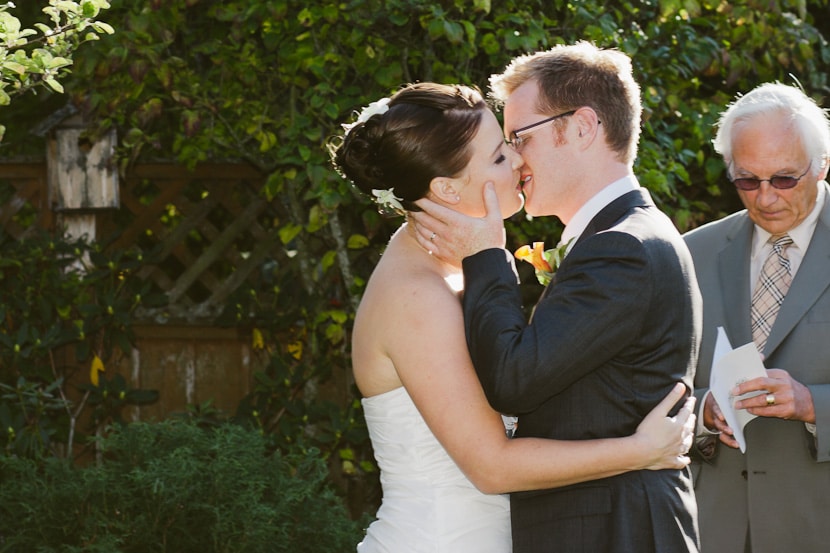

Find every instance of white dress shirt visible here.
[748,180,826,291]
[559,174,640,251]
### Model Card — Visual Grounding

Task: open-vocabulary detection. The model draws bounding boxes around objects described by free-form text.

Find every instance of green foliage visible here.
[0,230,159,459]
[37,0,825,227]
[0,0,113,139]
[0,419,363,552]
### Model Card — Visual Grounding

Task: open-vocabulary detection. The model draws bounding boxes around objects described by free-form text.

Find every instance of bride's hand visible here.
[634,382,696,470]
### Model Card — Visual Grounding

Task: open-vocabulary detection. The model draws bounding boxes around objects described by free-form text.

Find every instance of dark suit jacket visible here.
[462,189,702,553]
[684,181,830,553]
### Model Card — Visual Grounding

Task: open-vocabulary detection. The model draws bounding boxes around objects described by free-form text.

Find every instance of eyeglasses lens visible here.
[731,162,811,191]
[732,176,799,191]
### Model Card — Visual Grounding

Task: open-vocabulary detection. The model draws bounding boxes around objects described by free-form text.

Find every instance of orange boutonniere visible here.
[514,239,573,286]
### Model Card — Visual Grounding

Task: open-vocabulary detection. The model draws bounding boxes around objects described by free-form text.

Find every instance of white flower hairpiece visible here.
[342,97,391,134]
[371,187,405,216]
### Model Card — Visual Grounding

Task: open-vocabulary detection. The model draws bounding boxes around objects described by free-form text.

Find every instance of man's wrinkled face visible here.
[730,112,822,236]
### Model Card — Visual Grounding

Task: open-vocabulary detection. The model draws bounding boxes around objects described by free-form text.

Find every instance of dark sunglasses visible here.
[730,162,812,191]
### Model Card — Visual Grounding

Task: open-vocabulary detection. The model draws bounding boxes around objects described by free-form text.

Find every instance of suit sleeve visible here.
[462,232,652,414]
[809,383,830,462]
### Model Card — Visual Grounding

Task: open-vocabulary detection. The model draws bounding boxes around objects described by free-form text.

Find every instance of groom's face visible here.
[503,80,575,218]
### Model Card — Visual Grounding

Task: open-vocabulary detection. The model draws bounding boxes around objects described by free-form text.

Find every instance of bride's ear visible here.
[428,176,462,205]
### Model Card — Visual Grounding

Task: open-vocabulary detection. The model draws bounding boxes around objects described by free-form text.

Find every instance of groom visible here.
[412,42,702,552]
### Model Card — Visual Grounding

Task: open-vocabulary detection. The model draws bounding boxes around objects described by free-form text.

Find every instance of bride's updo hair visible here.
[331,82,488,212]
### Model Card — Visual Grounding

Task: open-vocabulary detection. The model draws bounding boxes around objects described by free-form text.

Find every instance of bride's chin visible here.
[500,197,525,219]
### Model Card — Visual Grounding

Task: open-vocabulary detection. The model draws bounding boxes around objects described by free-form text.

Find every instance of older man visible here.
[684,82,830,553]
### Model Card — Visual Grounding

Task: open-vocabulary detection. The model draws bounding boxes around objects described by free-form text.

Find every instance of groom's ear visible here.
[428,176,462,205]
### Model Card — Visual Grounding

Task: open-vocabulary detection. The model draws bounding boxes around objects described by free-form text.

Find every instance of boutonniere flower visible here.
[514,239,573,286]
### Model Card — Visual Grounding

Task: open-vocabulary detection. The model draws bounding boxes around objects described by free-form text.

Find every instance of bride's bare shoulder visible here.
[352,235,462,396]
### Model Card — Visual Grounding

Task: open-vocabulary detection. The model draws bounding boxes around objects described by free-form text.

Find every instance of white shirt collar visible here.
[560,175,639,250]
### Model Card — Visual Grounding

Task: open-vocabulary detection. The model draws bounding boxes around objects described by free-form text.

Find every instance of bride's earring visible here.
[428,176,462,205]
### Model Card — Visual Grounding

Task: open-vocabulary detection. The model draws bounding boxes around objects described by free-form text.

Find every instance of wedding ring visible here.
[429,232,436,242]
[766,394,776,406]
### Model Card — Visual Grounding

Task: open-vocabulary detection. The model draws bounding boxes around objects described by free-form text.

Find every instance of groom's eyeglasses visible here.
[730,162,812,191]
[506,110,576,151]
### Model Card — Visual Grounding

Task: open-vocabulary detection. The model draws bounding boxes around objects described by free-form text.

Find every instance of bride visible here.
[330,82,695,552]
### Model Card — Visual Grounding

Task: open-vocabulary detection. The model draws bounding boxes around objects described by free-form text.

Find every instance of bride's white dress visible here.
[357,386,512,552]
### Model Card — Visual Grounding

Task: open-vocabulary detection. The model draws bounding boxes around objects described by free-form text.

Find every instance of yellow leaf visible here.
[341,459,357,475]
[252,328,264,350]
[287,341,303,360]
[90,355,105,387]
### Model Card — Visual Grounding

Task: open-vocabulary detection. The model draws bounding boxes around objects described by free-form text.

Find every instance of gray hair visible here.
[713,82,830,174]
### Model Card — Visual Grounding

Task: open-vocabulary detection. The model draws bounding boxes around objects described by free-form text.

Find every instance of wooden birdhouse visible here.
[46,112,119,212]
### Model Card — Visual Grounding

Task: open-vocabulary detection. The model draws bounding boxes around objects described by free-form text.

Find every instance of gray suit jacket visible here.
[464,189,701,553]
[684,181,830,553]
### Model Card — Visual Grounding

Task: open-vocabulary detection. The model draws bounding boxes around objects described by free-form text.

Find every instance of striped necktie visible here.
[750,234,794,352]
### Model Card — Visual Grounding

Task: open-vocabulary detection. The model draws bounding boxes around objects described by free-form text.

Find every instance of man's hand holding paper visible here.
[731,368,817,426]
[708,327,768,452]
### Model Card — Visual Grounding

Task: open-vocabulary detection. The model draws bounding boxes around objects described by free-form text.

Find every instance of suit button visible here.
[741,470,748,480]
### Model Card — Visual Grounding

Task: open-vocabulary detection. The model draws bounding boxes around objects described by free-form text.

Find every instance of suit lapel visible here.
[540,189,652,302]
[765,189,830,355]
[576,188,652,246]
[717,216,754,345]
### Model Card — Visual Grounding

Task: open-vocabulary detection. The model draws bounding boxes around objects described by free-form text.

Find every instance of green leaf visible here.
[347,234,369,249]
[307,204,325,233]
[3,61,25,75]
[47,57,71,69]
[278,223,302,246]
[473,0,491,13]
[442,20,464,44]
[44,78,64,93]
[81,0,101,18]
[92,21,115,34]
[321,250,336,273]
[324,322,344,344]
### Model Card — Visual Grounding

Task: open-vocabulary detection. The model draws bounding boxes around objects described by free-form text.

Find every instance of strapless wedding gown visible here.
[357,386,512,553]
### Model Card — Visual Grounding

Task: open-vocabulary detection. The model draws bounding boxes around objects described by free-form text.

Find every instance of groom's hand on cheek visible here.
[412,182,506,265]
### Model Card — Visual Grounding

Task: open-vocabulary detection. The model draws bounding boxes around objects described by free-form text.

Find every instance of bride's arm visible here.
[467,384,694,494]
[390,275,694,495]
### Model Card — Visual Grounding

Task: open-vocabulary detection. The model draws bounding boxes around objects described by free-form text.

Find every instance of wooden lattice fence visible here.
[102,163,275,323]
[0,162,276,417]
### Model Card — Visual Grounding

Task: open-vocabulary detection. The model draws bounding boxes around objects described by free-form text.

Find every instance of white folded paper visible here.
[709,327,768,452]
